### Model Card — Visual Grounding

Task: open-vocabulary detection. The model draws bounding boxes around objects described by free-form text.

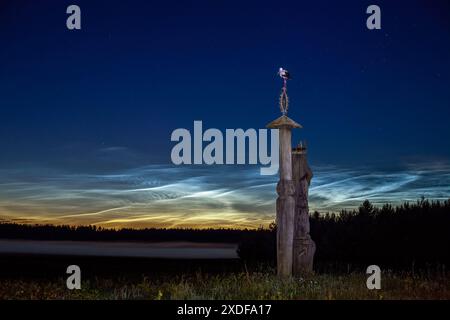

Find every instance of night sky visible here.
[0,0,449,228]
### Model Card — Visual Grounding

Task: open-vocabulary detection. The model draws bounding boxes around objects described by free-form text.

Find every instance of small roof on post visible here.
[266,115,302,129]
[292,141,307,154]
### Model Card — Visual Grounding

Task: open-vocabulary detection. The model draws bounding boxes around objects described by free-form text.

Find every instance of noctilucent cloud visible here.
[1,162,449,229]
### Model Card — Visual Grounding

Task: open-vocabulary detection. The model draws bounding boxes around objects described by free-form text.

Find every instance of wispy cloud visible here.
[0,163,448,229]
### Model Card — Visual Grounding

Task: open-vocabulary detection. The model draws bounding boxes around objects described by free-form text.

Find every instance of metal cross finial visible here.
[278,67,291,115]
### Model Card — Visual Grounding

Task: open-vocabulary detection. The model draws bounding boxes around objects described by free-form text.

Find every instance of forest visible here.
[238,198,450,271]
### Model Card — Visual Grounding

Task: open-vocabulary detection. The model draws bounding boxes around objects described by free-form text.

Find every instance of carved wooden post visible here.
[292,142,315,275]
[267,115,301,276]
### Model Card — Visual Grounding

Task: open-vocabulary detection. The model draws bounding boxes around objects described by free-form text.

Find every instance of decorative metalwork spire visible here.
[278,67,291,115]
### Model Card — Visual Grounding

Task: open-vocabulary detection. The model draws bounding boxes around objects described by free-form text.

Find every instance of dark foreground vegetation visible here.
[0,254,448,299]
[2,271,448,300]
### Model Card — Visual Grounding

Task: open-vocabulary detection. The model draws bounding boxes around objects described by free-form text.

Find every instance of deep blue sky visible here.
[1,0,449,170]
[0,1,449,227]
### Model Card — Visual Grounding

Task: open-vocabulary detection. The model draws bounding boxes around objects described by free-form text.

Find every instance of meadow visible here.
[1,269,448,300]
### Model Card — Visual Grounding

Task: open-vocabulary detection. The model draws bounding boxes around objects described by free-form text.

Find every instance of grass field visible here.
[1,270,448,300]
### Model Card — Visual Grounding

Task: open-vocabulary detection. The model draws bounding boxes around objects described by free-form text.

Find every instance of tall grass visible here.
[1,270,448,300]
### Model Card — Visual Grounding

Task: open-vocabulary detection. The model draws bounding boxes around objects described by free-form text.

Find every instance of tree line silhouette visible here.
[238,198,450,271]
[311,198,450,268]
[0,223,257,243]
[1,198,449,270]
